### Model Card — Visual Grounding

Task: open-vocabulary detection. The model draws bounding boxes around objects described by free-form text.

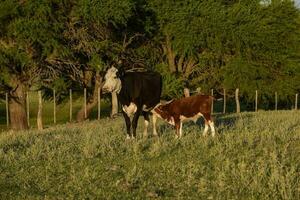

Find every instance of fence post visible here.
[184,88,190,97]
[211,89,214,114]
[69,89,72,122]
[255,90,258,112]
[37,91,43,130]
[223,88,226,114]
[53,89,56,124]
[26,92,30,127]
[275,92,278,111]
[6,93,9,128]
[84,88,87,119]
[235,88,240,113]
[98,87,101,120]
[295,94,298,110]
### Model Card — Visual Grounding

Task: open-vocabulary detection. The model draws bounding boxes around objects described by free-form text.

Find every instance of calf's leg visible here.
[209,121,216,137]
[203,113,215,137]
[203,120,209,136]
[174,117,181,138]
[179,121,183,138]
[175,122,180,138]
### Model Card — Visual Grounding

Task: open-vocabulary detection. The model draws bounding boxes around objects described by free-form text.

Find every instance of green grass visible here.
[0,111,300,199]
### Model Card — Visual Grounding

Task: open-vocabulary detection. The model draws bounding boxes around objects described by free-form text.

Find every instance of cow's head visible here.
[102,66,123,93]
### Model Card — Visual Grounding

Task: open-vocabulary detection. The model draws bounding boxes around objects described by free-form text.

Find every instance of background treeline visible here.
[1,0,300,130]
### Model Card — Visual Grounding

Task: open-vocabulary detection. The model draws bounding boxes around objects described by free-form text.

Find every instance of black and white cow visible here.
[102,67,162,139]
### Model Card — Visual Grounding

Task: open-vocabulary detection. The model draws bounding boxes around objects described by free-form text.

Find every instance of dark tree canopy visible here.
[0,0,300,129]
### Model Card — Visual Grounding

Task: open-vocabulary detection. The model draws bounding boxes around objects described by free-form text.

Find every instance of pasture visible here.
[0,110,300,199]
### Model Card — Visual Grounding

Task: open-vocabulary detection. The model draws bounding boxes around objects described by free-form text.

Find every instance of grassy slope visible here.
[0,111,300,199]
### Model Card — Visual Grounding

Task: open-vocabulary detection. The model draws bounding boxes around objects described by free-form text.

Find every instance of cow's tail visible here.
[159,75,163,97]
[210,95,223,101]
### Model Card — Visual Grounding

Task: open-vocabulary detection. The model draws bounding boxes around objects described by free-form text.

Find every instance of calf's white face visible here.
[102,67,122,93]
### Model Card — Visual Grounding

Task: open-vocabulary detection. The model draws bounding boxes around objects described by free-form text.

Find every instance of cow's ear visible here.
[104,65,109,72]
[117,67,125,78]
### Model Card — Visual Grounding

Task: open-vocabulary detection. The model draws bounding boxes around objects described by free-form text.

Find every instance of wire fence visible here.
[0,88,299,131]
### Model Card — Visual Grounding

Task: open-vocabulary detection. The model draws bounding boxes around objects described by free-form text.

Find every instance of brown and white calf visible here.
[152,94,216,138]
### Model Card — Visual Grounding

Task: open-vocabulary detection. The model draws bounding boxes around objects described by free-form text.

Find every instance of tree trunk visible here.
[223,89,226,114]
[76,73,102,122]
[163,35,177,73]
[111,91,118,118]
[183,58,196,78]
[9,83,28,130]
[177,55,185,72]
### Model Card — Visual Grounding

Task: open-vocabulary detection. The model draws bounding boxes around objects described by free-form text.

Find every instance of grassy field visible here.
[0,110,300,199]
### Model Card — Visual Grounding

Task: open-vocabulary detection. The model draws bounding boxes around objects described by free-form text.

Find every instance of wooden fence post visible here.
[235,88,240,113]
[26,92,30,127]
[98,87,101,120]
[184,88,190,97]
[6,93,9,128]
[69,89,72,122]
[223,88,226,114]
[295,94,298,110]
[37,91,43,130]
[211,89,214,114]
[275,92,278,111]
[255,90,258,112]
[84,88,87,119]
[53,89,56,124]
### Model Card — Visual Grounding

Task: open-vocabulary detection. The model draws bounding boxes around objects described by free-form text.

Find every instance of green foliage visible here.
[1,0,300,105]
[0,0,69,95]
[76,0,133,26]
[0,111,300,199]
[150,0,300,99]
[155,63,184,99]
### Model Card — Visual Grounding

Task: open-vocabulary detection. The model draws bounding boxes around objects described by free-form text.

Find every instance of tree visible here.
[149,0,300,104]
[221,0,300,103]
[47,0,159,121]
[148,0,229,90]
[0,0,68,130]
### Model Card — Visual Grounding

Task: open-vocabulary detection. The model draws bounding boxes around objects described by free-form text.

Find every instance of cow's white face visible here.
[102,66,122,93]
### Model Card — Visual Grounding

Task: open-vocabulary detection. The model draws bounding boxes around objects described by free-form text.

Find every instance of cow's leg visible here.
[142,112,150,138]
[122,111,131,139]
[132,110,141,139]
[152,114,158,136]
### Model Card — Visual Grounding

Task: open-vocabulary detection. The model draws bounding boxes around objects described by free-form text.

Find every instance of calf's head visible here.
[102,66,122,93]
[153,100,175,125]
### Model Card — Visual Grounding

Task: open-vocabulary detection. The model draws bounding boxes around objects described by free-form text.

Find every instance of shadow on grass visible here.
[155,112,255,137]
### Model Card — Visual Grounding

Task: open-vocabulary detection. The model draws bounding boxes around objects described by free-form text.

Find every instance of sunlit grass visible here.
[0,111,299,199]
